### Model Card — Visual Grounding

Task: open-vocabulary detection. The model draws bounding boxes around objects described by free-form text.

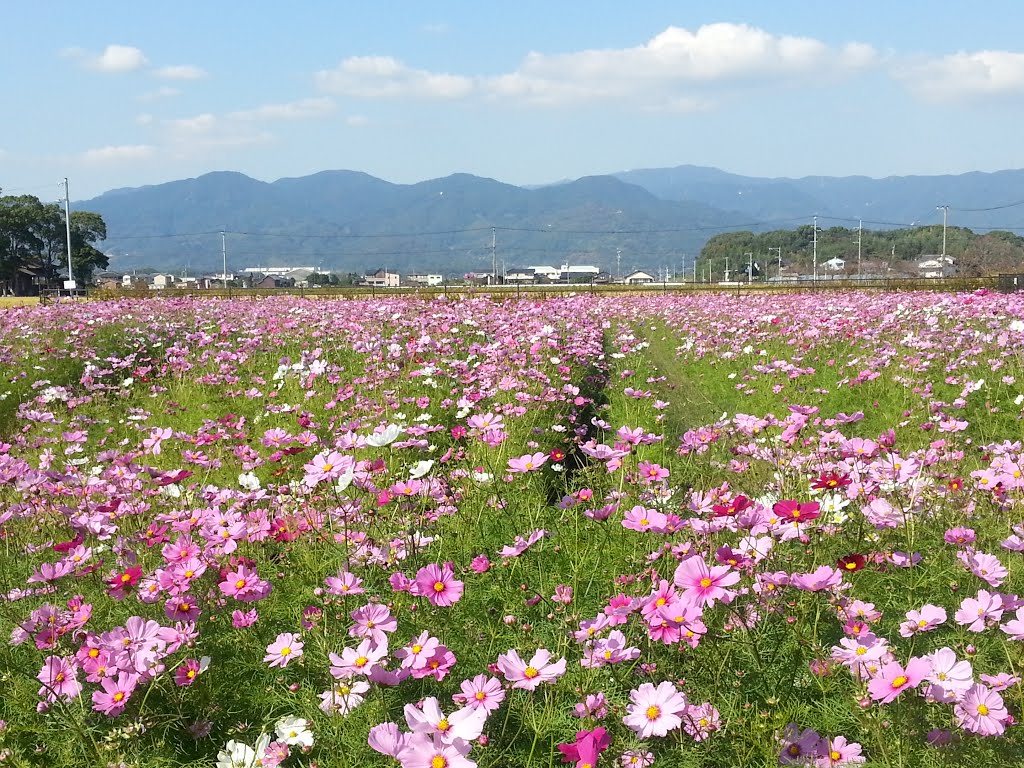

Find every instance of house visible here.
[151,274,176,289]
[361,268,400,288]
[822,257,846,272]
[624,271,655,285]
[504,268,537,285]
[407,273,443,286]
[559,264,601,283]
[254,275,294,289]
[528,266,561,283]
[917,255,956,278]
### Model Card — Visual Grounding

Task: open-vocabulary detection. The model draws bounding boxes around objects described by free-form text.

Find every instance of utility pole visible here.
[62,178,74,289]
[221,231,227,290]
[745,251,753,284]
[491,227,496,285]
[724,256,730,283]
[768,246,782,281]
[937,205,949,259]
[857,219,863,279]
[692,259,697,283]
[616,248,621,282]
[812,215,818,282]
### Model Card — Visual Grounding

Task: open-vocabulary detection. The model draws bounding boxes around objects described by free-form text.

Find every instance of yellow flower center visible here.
[89,649,99,658]
[113,692,124,702]
[891,675,908,688]
[280,647,291,656]
[918,620,927,627]
[524,666,539,679]
[431,758,447,768]
[646,705,661,721]
[475,691,486,701]
[235,579,246,589]
[830,751,842,760]
[354,656,368,667]
[699,578,712,588]
[433,581,446,593]
[412,645,423,654]
[437,719,450,732]
[978,704,990,716]
[322,464,333,472]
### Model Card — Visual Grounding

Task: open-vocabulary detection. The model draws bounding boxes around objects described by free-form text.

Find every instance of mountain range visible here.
[77,165,1024,276]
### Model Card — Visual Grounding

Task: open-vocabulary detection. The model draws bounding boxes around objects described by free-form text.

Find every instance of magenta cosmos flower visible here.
[37,656,81,702]
[557,727,610,767]
[414,563,464,607]
[451,674,505,713]
[815,735,866,766]
[264,632,303,668]
[623,681,688,738]
[867,657,930,703]
[672,557,740,607]
[496,648,566,690]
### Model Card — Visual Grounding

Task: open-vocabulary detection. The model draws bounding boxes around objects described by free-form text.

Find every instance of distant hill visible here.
[81,171,741,276]
[613,165,1024,230]
[79,165,1024,276]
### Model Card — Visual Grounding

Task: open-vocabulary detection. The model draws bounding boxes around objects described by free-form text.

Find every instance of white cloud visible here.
[136,113,155,126]
[345,114,369,127]
[66,44,149,73]
[81,144,154,163]
[228,97,335,121]
[153,64,207,80]
[898,50,1024,101]
[139,86,182,102]
[315,55,475,99]
[421,22,449,35]
[168,113,218,134]
[315,24,876,107]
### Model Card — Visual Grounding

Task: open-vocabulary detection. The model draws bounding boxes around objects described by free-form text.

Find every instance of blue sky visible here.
[4,1,1024,200]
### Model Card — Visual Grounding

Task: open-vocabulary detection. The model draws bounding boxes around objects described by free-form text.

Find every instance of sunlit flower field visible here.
[1,291,1023,767]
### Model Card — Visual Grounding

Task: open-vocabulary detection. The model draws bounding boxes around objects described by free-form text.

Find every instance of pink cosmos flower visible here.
[414,563,465,607]
[960,551,1009,587]
[622,505,668,533]
[790,566,844,592]
[815,736,866,766]
[682,702,721,742]
[232,608,258,628]
[637,461,669,482]
[396,733,475,768]
[623,681,688,738]
[573,692,609,719]
[496,648,566,690]
[325,571,364,596]
[1001,607,1024,640]
[303,450,352,487]
[37,656,81,702]
[329,638,388,679]
[404,697,487,745]
[551,584,574,604]
[924,648,973,696]
[672,557,740,607]
[218,566,271,602]
[470,556,491,573]
[395,632,440,670]
[507,452,548,473]
[619,750,655,767]
[899,604,946,637]
[91,672,138,717]
[954,684,1009,736]
[350,603,398,644]
[264,632,303,668]
[452,674,505,713]
[368,722,409,759]
[867,657,930,703]
[954,590,1003,632]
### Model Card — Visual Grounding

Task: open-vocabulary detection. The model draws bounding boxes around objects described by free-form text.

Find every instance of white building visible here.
[408,273,443,286]
[822,257,846,272]
[917,255,956,278]
[624,270,655,285]
[242,266,322,276]
[151,274,176,289]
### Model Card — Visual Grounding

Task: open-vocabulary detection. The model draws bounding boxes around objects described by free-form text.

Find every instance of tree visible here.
[68,211,108,283]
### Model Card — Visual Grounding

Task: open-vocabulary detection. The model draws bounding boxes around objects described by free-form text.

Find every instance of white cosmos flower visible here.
[409,460,434,479]
[275,716,314,748]
[238,472,261,491]
[366,424,403,447]
[216,734,270,768]
[335,469,355,493]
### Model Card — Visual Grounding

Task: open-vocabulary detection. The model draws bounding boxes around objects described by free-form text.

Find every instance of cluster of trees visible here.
[0,193,109,294]
[699,225,1024,279]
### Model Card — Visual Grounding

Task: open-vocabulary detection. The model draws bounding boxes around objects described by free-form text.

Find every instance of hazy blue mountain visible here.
[79,165,1024,276]
[614,165,1024,231]
[80,171,742,275]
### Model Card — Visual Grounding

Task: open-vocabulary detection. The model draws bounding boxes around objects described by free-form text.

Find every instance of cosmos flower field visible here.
[1,290,1023,768]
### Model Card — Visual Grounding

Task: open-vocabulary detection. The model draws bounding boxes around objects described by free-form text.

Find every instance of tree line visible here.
[0,192,109,294]
[698,225,1024,278]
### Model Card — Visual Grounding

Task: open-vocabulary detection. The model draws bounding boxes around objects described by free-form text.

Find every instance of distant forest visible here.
[698,225,1024,278]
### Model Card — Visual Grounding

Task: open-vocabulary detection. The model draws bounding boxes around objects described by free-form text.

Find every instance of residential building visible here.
[407,273,444,286]
[624,270,655,285]
[361,268,400,288]
[917,255,956,278]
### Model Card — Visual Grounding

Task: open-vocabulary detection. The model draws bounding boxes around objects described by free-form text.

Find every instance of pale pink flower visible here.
[264,632,303,669]
[623,681,688,738]
[496,648,566,690]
